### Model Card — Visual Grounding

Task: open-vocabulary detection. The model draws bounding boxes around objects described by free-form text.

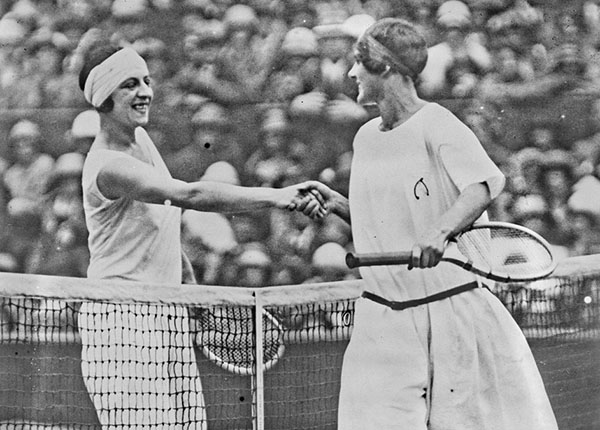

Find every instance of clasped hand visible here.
[281,181,332,220]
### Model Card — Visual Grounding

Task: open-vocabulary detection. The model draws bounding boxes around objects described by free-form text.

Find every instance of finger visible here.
[309,189,326,208]
[302,198,322,217]
[301,197,327,219]
[294,195,312,212]
[422,251,435,268]
[410,246,422,270]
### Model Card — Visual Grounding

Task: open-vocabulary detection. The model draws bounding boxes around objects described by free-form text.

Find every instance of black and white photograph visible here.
[0,0,597,429]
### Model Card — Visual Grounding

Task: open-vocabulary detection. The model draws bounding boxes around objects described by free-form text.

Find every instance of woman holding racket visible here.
[75,39,324,429]
[304,18,558,430]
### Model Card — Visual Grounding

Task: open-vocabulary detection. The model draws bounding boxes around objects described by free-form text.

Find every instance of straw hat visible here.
[9,120,40,140]
[236,242,271,267]
[312,242,347,270]
[52,152,85,178]
[436,1,471,28]
[71,110,100,139]
[200,161,240,185]
[191,103,229,129]
[261,107,289,133]
[223,4,259,33]
[182,210,238,254]
[0,16,26,45]
[281,27,319,57]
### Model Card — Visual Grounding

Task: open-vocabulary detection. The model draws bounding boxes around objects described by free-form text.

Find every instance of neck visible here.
[98,115,137,149]
[378,76,427,131]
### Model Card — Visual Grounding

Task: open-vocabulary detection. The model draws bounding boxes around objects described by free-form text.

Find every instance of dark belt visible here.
[362,281,480,311]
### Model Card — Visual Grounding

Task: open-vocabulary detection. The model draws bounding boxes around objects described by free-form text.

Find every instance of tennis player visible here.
[76,42,324,429]
[303,18,558,430]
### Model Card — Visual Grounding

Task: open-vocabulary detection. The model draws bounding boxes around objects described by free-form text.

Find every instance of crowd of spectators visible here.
[1,0,600,304]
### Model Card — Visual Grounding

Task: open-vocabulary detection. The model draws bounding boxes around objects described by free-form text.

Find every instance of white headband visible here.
[83,47,149,108]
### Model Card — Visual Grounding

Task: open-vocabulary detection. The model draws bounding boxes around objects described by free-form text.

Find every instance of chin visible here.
[133,114,150,126]
[356,93,373,106]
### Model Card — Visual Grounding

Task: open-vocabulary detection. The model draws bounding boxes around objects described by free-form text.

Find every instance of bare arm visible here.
[411,181,492,268]
[97,156,326,215]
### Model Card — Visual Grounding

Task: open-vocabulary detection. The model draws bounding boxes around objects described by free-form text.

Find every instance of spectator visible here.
[538,149,577,247]
[181,209,238,285]
[419,0,492,98]
[24,151,88,278]
[269,26,321,100]
[460,99,512,167]
[3,119,55,205]
[163,102,233,182]
[525,123,558,152]
[313,14,375,100]
[308,241,350,283]
[233,242,273,287]
[0,197,43,273]
[27,28,86,108]
[478,1,580,102]
[174,17,227,104]
[244,106,297,187]
[180,161,241,284]
[67,109,101,156]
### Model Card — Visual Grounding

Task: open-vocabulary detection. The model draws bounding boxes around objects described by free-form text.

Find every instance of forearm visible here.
[330,192,352,225]
[433,182,492,241]
[174,181,279,213]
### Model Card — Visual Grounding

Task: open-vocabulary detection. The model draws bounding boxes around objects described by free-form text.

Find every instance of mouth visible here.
[131,101,150,114]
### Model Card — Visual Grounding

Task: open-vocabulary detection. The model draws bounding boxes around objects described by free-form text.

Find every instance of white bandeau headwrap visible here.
[83,47,149,108]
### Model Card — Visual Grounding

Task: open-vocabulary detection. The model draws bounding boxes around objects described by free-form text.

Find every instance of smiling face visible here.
[348,59,383,106]
[109,72,153,128]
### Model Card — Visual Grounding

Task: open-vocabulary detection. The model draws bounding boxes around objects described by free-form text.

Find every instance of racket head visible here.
[450,221,557,282]
[197,306,285,376]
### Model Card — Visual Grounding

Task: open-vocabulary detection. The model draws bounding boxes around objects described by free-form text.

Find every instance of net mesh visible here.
[0,254,598,430]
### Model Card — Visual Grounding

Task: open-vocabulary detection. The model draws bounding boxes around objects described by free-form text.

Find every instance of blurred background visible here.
[0,0,600,287]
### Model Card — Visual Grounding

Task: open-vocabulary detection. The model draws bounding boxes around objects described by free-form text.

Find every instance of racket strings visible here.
[198,307,284,374]
[457,227,554,278]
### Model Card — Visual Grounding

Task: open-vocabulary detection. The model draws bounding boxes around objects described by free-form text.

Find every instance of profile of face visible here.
[348,59,382,106]
[109,72,153,127]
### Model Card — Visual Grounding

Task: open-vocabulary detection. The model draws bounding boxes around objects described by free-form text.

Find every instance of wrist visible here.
[435,227,455,242]
[330,192,349,217]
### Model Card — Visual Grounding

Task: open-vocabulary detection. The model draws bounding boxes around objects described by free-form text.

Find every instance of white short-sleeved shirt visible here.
[349,102,505,301]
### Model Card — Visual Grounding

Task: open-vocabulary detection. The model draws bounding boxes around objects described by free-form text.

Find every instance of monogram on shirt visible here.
[413,177,430,200]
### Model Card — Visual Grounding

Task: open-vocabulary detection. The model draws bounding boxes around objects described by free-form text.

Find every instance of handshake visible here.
[280,180,339,220]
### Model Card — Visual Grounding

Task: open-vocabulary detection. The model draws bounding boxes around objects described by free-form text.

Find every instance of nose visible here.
[138,80,153,99]
[348,63,357,80]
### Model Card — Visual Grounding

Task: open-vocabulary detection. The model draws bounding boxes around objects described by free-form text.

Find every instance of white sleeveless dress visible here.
[78,127,206,429]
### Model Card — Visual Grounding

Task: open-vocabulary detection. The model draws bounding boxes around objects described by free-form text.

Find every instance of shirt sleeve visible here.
[427,105,506,199]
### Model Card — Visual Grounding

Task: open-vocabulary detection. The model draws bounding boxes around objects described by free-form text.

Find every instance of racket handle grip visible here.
[345,252,412,268]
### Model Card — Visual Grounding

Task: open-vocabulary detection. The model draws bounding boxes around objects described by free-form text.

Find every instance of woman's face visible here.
[110,72,153,127]
[348,59,383,106]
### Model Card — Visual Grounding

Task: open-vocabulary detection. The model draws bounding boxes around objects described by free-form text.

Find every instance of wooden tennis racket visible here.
[346,222,557,283]
[197,306,285,376]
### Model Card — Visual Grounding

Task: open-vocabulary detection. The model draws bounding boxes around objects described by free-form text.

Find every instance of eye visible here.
[144,77,152,87]
[120,79,138,89]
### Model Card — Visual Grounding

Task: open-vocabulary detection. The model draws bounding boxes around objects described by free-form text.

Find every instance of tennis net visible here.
[0,254,598,429]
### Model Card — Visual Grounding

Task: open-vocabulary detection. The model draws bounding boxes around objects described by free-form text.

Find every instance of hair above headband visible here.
[361,34,416,78]
[83,47,149,108]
